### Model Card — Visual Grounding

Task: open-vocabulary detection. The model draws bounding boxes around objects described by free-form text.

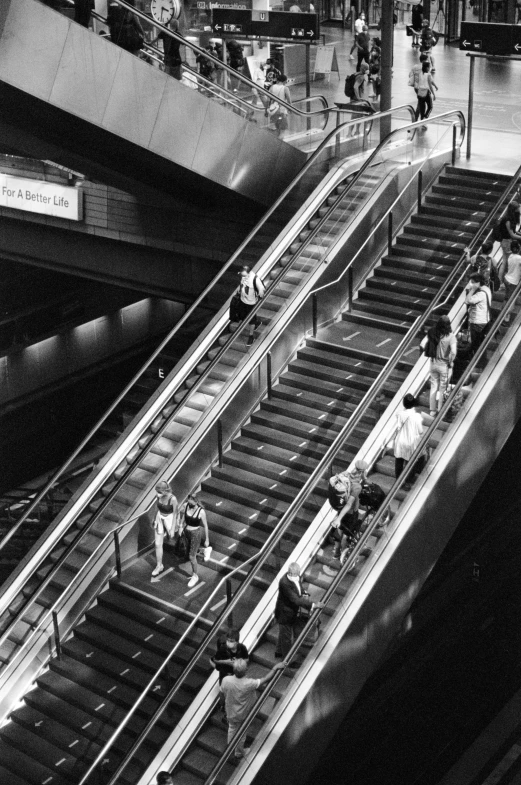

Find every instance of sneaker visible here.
[152,564,164,577]
[349,54,354,60]
[187,574,200,588]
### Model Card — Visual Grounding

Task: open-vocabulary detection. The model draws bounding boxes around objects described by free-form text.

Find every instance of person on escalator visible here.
[107,1,145,56]
[389,393,424,491]
[156,773,174,785]
[330,459,368,564]
[211,628,250,723]
[465,273,492,359]
[420,315,457,416]
[221,658,287,758]
[274,563,324,662]
[151,17,183,80]
[268,73,292,138]
[234,266,265,346]
[74,0,94,28]
[179,494,210,588]
[151,481,178,577]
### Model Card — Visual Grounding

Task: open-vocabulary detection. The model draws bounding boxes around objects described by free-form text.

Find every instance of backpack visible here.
[121,18,144,51]
[359,481,386,513]
[489,261,501,293]
[422,333,438,359]
[328,473,351,512]
[253,274,265,299]
[344,73,358,100]
[491,219,504,242]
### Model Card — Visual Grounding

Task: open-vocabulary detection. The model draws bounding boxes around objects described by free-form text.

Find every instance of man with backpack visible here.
[464,240,499,291]
[234,265,265,346]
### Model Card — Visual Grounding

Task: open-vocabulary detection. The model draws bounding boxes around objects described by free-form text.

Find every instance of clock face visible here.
[150,0,178,24]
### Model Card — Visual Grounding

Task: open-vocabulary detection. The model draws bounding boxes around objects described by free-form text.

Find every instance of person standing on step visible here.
[274,563,324,662]
[221,658,287,759]
[152,481,177,577]
[179,494,209,588]
[420,315,457,416]
[496,202,521,280]
[390,393,424,491]
[235,266,265,346]
[465,273,492,358]
[502,240,521,320]
[330,459,369,563]
[464,240,496,289]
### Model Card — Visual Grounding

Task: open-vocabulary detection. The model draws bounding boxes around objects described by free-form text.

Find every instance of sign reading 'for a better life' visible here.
[0,174,83,221]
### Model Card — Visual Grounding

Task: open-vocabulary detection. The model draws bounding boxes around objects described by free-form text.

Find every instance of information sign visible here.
[212,9,319,39]
[460,22,513,56]
[0,174,82,221]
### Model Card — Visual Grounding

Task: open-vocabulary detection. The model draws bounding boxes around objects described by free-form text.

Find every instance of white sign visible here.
[0,174,83,221]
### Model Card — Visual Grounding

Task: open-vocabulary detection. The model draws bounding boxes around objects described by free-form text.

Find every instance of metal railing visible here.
[74,117,486,785]
[0,103,414,566]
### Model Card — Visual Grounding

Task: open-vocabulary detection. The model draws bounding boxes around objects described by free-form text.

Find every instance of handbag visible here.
[174,528,189,560]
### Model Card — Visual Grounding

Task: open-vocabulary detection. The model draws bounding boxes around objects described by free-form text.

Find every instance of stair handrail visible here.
[104,0,362,124]
[0,103,414,565]
[199,175,521,785]
[81,153,520,785]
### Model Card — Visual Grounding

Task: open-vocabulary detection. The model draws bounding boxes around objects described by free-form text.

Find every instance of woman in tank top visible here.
[179,495,210,588]
[152,481,178,577]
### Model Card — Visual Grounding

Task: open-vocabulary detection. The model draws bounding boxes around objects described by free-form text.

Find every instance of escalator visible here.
[0,0,339,204]
[0,103,424,674]
[3,118,507,784]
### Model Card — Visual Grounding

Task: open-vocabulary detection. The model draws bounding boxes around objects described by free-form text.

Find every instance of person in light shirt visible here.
[503,240,521,319]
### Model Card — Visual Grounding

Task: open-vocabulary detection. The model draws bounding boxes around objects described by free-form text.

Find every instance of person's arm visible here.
[429,74,438,92]
[257,661,287,688]
[200,509,210,547]
[284,86,292,104]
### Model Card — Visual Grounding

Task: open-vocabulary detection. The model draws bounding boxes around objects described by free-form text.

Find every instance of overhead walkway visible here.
[0,111,482,783]
[0,0,379,205]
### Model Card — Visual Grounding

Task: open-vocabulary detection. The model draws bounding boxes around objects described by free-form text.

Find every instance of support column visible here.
[379,0,394,140]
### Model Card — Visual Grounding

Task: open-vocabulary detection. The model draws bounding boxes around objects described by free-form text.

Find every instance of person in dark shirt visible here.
[152,17,183,80]
[211,628,250,683]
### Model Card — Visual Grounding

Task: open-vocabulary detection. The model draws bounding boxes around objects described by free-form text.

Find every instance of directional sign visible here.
[212,9,251,35]
[212,9,319,40]
[460,22,512,56]
[513,25,521,55]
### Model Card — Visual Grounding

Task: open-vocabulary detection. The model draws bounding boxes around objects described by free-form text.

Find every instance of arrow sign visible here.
[515,43,521,51]
[307,30,314,35]
[462,39,470,47]
[35,720,43,727]
[214,24,221,30]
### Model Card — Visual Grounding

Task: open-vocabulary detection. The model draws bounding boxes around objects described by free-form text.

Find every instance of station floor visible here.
[291,21,521,176]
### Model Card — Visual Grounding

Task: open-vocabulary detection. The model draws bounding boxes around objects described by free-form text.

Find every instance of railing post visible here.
[114,530,122,580]
[226,579,234,629]
[348,268,353,312]
[388,211,393,256]
[52,611,62,660]
[452,124,457,166]
[417,170,423,214]
[312,294,318,338]
[267,352,272,400]
[217,419,223,468]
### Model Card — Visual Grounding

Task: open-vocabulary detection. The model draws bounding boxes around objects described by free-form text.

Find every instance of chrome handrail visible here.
[0,104,414,566]
[83,128,516,785]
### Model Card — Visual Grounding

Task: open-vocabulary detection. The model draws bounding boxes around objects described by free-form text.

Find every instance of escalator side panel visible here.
[0,0,305,203]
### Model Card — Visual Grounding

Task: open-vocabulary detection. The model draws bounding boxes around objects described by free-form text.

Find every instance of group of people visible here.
[346,12,382,105]
[152,481,210,588]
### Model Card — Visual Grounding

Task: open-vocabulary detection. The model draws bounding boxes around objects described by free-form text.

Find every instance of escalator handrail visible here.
[199,171,521,785]
[81,134,512,785]
[0,103,414,567]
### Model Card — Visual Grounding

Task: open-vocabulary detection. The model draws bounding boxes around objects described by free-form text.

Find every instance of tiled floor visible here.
[292,22,520,176]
